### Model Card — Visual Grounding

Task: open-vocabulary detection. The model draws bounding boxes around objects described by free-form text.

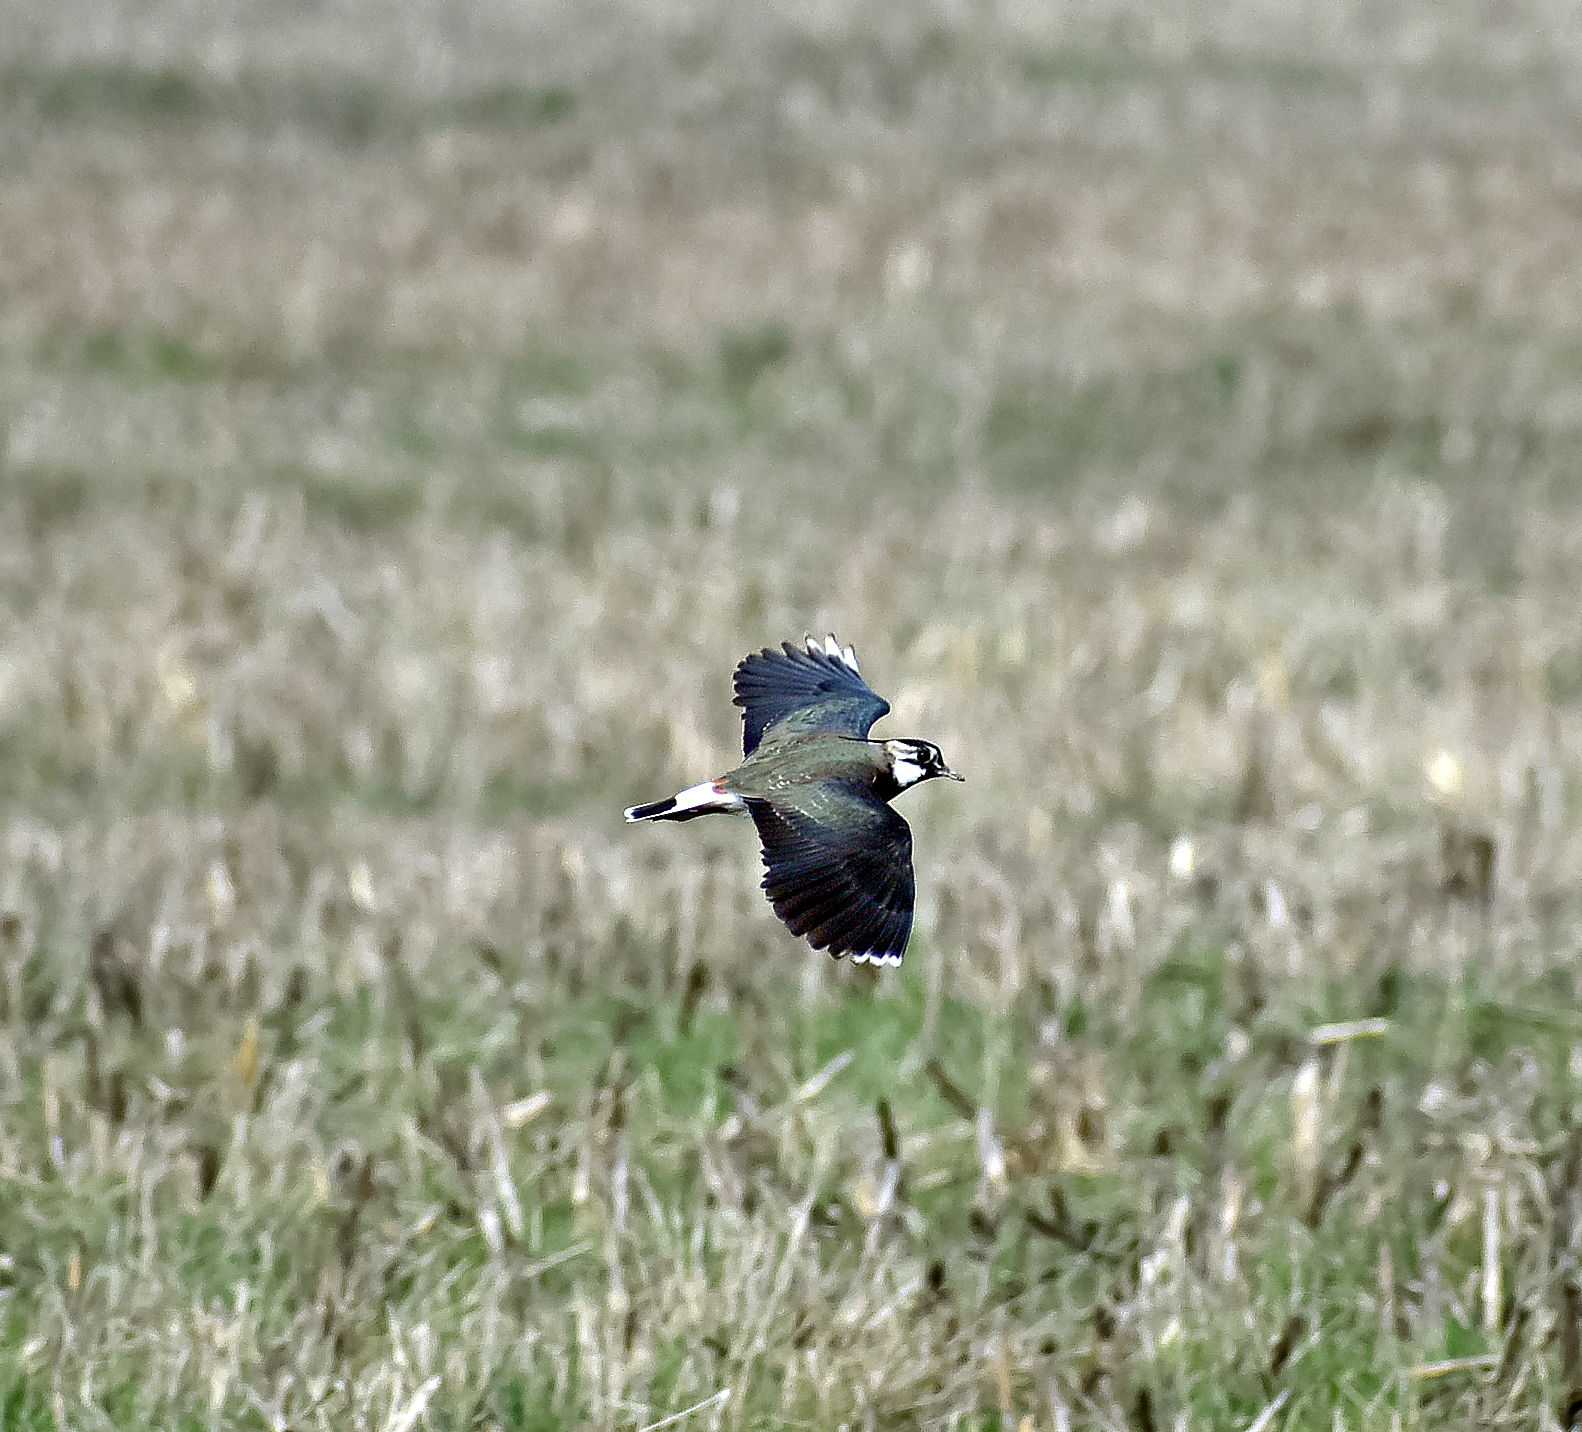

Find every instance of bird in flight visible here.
[625,635,961,967]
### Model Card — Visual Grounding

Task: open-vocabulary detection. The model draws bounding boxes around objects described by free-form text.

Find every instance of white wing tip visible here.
[849,950,903,967]
[806,632,860,672]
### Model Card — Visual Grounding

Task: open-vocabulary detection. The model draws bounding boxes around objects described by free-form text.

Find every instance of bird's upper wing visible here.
[732,636,889,756]
[746,783,915,965]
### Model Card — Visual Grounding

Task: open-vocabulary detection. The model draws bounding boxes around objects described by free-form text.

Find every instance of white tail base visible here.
[671,781,744,815]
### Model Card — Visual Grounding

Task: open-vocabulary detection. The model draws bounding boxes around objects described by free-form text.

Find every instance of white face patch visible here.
[890,755,927,789]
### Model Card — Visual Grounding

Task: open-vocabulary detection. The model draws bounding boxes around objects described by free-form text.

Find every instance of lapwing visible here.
[625,635,961,966]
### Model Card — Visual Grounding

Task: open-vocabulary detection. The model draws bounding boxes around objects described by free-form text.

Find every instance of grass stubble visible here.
[5,0,1582,1427]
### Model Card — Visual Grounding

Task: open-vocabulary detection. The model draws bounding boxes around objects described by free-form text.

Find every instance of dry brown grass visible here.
[6,0,1582,1427]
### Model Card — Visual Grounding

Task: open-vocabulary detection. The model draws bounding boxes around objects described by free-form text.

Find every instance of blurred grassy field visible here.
[7,0,1582,1427]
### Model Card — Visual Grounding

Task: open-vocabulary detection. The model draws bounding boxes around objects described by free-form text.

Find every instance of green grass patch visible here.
[298,474,427,532]
[78,327,219,383]
[0,62,576,143]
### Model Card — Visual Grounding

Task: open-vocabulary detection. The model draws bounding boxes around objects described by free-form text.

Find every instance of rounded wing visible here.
[733,635,889,757]
[746,789,915,966]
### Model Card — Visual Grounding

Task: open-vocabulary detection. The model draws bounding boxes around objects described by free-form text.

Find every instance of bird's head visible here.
[882,739,963,791]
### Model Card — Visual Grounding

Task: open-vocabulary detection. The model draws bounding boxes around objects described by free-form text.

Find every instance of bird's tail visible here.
[624,780,745,823]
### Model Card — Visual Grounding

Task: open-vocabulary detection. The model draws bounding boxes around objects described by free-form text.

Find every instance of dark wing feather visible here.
[733,641,889,756]
[746,791,914,964]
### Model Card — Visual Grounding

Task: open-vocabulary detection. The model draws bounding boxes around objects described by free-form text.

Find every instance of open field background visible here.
[6,0,1582,1427]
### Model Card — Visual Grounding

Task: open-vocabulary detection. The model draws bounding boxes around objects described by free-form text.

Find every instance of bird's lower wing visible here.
[746,796,914,966]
